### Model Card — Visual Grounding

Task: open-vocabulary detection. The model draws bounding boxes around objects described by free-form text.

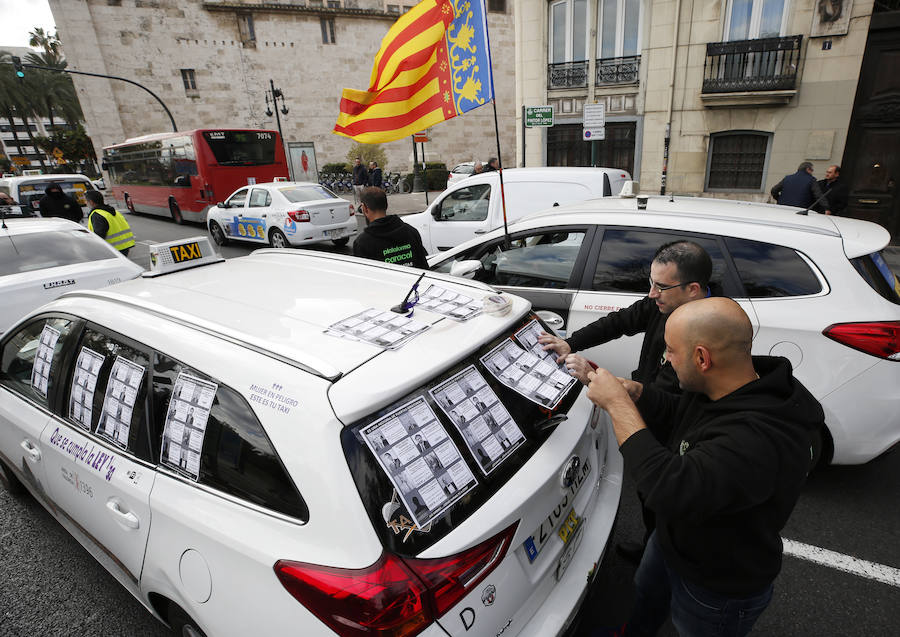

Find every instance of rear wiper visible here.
[535,413,568,432]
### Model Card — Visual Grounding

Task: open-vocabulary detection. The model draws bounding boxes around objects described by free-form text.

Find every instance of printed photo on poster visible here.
[97,356,146,448]
[480,338,577,409]
[361,396,478,528]
[68,346,105,430]
[417,284,482,321]
[160,372,218,480]
[31,324,61,398]
[326,308,429,349]
[430,366,525,475]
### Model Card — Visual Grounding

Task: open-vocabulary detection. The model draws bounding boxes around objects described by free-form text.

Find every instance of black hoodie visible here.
[39,185,83,222]
[353,215,428,268]
[620,356,823,596]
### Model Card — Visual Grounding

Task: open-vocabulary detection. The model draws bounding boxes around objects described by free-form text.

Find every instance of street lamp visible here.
[264,79,292,179]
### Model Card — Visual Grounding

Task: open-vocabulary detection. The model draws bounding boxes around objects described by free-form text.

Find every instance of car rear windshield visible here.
[202,130,276,166]
[850,251,900,305]
[0,230,115,276]
[16,180,93,209]
[341,314,582,556]
[278,185,338,203]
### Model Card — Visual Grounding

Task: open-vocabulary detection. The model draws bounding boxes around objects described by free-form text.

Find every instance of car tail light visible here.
[274,522,517,637]
[349,203,356,216]
[822,321,900,360]
[288,209,310,222]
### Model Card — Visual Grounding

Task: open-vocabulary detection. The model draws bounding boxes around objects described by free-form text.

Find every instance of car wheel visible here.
[0,459,25,496]
[167,603,205,637]
[170,201,184,225]
[332,236,350,247]
[209,221,228,246]
[269,228,289,248]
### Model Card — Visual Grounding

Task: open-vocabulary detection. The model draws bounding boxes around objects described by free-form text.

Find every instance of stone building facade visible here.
[515,0,873,202]
[47,0,516,179]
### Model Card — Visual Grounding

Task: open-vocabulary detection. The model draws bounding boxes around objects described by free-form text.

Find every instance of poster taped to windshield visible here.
[160,372,218,480]
[480,338,577,409]
[429,366,525,475]
[325,308,429,349]
[31,324,61,398]
[68,347,105,430]
[417,284,482,321]
[97,356,145,448]
[361,396,477,528]
[515,318,573,370]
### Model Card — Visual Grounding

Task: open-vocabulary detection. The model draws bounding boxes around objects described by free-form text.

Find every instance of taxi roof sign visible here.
[143,236,224,277]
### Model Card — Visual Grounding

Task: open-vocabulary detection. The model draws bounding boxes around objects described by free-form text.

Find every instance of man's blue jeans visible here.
[625,532,773,637]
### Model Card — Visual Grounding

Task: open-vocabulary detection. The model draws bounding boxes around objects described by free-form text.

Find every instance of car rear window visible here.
[0,230,116,276]
[278,186,338,202]
[850,251,900,305]
[16,180,93,209]
[341,314,581,556]
[724,237,822,297]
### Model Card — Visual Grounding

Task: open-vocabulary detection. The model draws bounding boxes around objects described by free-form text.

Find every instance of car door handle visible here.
[536,310,565,329]
[474,230,487,234]
[20,440,41,462]
[106,498,140,530]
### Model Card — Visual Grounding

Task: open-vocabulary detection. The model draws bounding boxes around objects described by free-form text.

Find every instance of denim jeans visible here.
[626,532,774,637]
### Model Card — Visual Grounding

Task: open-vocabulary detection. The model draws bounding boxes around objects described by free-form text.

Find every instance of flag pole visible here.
[482,5,510,249]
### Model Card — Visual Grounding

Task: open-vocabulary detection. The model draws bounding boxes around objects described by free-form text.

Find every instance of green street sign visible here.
[525,106,553,127]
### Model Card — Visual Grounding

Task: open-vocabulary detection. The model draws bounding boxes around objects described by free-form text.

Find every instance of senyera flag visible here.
[334,0,494,143]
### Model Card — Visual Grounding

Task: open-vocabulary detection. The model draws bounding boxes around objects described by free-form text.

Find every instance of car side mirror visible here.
[218,201,227,208]
[431,205,441,220]
[449,260,482,279]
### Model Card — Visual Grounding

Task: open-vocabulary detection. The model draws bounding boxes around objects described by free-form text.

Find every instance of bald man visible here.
[587,298,823,637]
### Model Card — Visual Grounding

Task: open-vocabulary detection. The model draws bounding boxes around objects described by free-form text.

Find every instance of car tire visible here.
[332,236,350,247]
[167,603,205,637]
[209,221,228,246]
[269,228,289,248]
[0,459,26,496]
[170,201,184,225]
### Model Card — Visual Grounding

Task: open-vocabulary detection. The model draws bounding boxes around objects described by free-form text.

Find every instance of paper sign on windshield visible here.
[480,338,576,409]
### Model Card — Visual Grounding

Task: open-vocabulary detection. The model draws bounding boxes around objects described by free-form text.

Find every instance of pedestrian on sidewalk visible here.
[352,157,367,204]
[367,161,383,188]
[816,165,848,215]
[770,162,825,208]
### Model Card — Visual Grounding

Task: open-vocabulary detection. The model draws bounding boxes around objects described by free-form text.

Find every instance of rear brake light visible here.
[274,522,517,636]
[289,209,310,222]
[822,321,900,360]
[349,203,356,216]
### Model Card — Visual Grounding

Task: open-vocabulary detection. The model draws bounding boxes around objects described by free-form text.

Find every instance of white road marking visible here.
[783,538,900,588]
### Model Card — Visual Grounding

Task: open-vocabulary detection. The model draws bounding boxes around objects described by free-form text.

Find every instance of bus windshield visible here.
[202,131,277,166]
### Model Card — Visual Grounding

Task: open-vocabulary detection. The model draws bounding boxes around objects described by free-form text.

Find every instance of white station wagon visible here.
[0,238,622,637]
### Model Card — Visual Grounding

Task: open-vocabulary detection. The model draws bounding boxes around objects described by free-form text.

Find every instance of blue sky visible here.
[0,0,55,49]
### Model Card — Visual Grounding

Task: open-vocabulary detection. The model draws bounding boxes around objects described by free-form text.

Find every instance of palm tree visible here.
[0,51,48,171]
[28,28,61,57]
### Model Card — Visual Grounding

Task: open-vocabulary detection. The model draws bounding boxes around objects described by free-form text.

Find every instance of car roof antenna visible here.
[799,191,830,216]
[392,271,426,315]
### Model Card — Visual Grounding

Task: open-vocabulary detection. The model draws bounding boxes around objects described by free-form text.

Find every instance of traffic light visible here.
[11,56,24,80]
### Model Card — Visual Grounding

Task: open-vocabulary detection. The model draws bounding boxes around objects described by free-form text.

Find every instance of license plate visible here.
[522,458,591,563]
[557,507,582,544]
[327,228,344,239]
[555,517,586,581]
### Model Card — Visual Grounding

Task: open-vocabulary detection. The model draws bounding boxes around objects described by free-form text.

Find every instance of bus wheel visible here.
[269,228,288,248]
[169,201,184,225]
[209,221,228,246]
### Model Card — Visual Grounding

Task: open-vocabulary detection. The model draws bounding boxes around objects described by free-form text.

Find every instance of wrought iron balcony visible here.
[596,55,640,85]
[548,61,588,90]
[702,35,802,93]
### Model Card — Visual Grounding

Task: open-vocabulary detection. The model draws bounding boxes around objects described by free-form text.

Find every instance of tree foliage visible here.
[345,142,388,171]
[33,124,97,164]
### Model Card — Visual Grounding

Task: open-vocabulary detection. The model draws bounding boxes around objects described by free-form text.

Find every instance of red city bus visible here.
[102,129,289,223]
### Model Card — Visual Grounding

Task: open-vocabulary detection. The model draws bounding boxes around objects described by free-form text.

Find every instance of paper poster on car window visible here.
[68,347,105,430]
[430,366,525,475]
[325,308,429,349]
[160,372,218,481]
[31,324,61,398]
[480,338,577,409]
[97,356,145,448]
[417,284,482,321]
[361,396,478,528]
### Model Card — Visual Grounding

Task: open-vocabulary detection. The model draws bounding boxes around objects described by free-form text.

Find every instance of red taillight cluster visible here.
[349,203,356,216]
[822,321,900,360]
[274,522,517,637]
[288,209,310,222]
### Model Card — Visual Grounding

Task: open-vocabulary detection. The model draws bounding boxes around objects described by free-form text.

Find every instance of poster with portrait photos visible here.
[68,347,105,430]
[325,308,430,349]
[417,284,482,321]
[480,338,577,409]
[96,356,145,448]
[31,324,61,398]
[429,366,525,475]
[160,372,218,481]
[361,396,478,528]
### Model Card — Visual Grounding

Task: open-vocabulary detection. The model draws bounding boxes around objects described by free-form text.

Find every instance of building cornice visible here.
[202,2,398,21]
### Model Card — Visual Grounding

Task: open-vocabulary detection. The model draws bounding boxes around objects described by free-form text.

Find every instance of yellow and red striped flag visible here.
[333,0,494,143]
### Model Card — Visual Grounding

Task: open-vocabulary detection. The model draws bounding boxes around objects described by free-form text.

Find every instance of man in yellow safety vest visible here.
[86,190,135,256]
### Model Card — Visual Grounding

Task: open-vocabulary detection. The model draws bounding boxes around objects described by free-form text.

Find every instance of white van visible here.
[405,167,631,253]
[0,173,96,218]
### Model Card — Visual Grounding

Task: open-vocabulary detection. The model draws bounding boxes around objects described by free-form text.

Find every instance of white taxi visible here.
[206,181,357,248]
[0,218,143,335]
[0,237,622,636]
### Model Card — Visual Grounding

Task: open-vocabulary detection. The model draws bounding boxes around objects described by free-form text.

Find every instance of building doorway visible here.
[547,122,635,174]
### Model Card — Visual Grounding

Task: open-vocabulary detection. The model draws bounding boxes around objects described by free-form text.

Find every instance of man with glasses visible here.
[539,240,712,563]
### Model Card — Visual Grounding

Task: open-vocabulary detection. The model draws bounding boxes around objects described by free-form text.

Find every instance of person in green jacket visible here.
[86,190,135,256]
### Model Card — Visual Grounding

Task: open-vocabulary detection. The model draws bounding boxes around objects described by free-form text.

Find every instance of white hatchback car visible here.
[446,161,488,187]
[430,193,900,466]
[0,237,622,637]
[206,181,357,248]
[0,218,142,335]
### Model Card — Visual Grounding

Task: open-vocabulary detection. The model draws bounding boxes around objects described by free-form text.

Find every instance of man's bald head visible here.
[669,297,753,359]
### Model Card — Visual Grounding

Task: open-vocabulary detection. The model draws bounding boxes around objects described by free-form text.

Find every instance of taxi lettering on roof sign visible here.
[169,241,202,263]
[144,236,223,277]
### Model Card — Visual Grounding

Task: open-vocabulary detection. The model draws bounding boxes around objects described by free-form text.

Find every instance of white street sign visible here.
[583,104,606,128]
[582,128,605,141]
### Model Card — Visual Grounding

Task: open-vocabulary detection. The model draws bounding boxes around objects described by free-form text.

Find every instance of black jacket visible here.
[817,177,849,215]
[353,215,428,268]
[565,296,679,392]
[39,187,83,222]
[352,164,368,186]
[621,356,823,596]
[771,170,825,208]
[368,167,383,188]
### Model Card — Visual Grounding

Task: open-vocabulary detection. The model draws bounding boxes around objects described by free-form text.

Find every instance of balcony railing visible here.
[702,35,802,93]
[548,61,588,89]
[596,55,640,85]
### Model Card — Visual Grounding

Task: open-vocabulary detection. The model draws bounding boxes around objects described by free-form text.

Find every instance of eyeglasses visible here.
[648,278,687,292]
